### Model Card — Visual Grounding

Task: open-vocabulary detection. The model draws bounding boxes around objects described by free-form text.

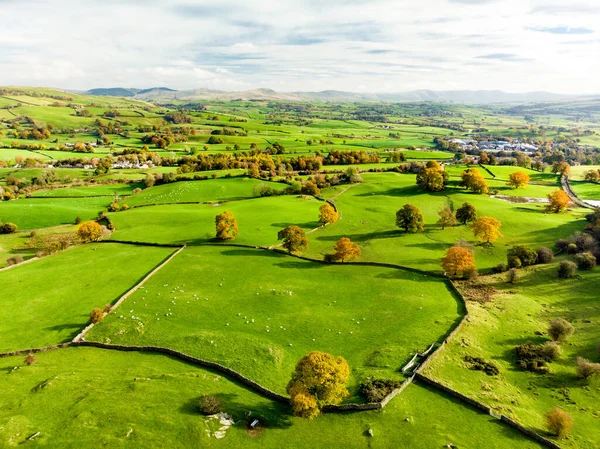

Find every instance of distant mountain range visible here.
[83,87,593,104]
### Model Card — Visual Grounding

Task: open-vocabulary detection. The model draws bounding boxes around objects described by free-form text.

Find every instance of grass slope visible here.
[0,243,174,352]
[88,246,462,394]
[424,264,600,448]
[0,347,543,449]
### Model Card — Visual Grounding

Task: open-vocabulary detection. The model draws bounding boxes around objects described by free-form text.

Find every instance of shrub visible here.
[104,304,113,313]
[557,261,577,279]
[493,263,507,273]
[75,216,82,224]
[29,230,37,237]
[536,247,554,264]
[7,255,24,266]
[199,395,223,415]
[463,355,499,376]
[574,252,596,270]
[515,342,557,373]
[507,245,537,268]
[24,353,37,365]
[566,243,579,254]
[507,268,520,284]
[575,357,600,379]
[545,408,572,439]
[359,378,404,402]
[0,222,18,234]
[554,238,570,251]
[540,342,561,361]
[548,318,574,343]
[132,188,142,194]
[90,307,104,324]
[463,265,478,280]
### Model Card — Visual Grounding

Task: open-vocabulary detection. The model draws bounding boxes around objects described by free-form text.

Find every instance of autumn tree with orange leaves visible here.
[330,237,361,262]
[287,352,350,419]
[507,171,530,189]
[546,190,570,213]
[77,221,102,242]
[215,211,238,240]
[441,246,475,278]
[318,203,339,225]
[471,217,503,244]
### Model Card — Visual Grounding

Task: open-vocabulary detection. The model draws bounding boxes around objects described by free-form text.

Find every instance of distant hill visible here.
[83,86,588,104]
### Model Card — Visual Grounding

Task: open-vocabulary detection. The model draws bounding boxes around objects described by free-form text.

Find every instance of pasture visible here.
[0,243,174,352]
[88,245,463,394]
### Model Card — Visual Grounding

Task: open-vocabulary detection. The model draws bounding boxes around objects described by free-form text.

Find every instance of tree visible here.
[144,174,155,188]
[460,168,488,194]
[318,203,339,225]
[548,318,574,342]
[77,221,102,242]
[396,204,424,233]
[90,307,104,324]
[441,246,475,278]
[331,237,361,262]
[574,252,597,270]
[507,171,530,189]
[471,217,502,244]
[278,225,308,254]
[437,207,457,229]
[287,352,350,419]
[416,163,448,192]
[545,408,572,439]
[456,202,477,225]
[215,211,238,240]
[584,170,600,183]
[552,161,571,177]
[507,268,520,284]
[546,190,570,213]
[507,245,537,268]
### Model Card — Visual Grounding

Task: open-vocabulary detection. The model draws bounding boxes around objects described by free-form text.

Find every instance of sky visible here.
[1,0,599,94]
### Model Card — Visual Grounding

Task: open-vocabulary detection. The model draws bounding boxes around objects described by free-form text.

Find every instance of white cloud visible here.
[0,0,597,94]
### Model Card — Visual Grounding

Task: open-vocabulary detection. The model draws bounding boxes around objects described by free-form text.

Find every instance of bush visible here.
[90,307,104,324]
[574,252,597,270]
[507,245,537,268]
[566,243,579,254]
[359,378,403,402]
[558,260,578,279]
[463,355,499,376]
[540,342,561,361]
[545,408,572,439]
[548,318,574,343]
[507,268,520,284]
[6,255,24,266]
[555,238,570,251]
[75,216,82,224]
[537,247,554,264]
[492,263,507,273]
[24,353,37,365]
[199,395,223,415]
[515,342,555,374]
[0,222,18,234]
[463,265,478,280]
[29,230,37,237]
[575,357,600,379]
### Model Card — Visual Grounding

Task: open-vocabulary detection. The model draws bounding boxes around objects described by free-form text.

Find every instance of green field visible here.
[108,195,321,246]
[88,245,462,394]
[0,197,111,229]
[425,264,600,448]
[0,243,174,352]
[0,347,543,449]
[307,172,587,272]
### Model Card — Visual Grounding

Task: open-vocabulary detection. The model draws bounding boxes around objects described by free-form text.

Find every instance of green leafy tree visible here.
[396,204,424,233]
[456,202,477,225]
[278,225,308,254]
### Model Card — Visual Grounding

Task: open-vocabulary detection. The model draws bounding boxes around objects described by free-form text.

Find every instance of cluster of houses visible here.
[449,138,538,154]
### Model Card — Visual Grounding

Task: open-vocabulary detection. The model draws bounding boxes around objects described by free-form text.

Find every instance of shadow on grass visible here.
[315,229,401,243]
[180,394,292,429]
[270,222,320,229]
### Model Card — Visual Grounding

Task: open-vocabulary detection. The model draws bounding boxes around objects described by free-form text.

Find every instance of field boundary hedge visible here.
[478,164,496,178]
[0,343,71,359]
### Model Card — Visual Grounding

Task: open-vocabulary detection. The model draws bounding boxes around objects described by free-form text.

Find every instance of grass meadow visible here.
[0,243,174,352]
[88,246,463,395]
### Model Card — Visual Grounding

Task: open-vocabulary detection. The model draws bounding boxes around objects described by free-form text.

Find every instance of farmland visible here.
[1,87,599,448]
